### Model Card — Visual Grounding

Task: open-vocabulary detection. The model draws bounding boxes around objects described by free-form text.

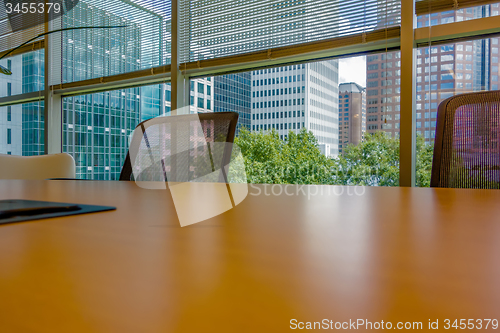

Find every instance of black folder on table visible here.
[0,199,116,225]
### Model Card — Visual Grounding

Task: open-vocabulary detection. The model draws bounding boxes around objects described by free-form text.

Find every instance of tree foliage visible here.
[234,127,434,187]
[336,132,399,186]
[235,127,337,184]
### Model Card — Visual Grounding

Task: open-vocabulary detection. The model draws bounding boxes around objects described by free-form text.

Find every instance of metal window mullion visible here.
[173,0,190,114]
[44,14,63,154]
[400,0,417,186]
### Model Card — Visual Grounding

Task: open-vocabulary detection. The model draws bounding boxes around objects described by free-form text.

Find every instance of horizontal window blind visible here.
[56,0,171,84]
[416,0,500,15]
[0,0,171,84]
[179,0,401,64]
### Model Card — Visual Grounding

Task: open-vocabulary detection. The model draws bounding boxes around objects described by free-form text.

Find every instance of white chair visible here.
[0,153,76,180]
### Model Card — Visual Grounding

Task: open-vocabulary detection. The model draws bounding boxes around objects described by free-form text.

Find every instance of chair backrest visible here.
[119,112,239,182]
[431,90,500,188]
[0,153,76,180]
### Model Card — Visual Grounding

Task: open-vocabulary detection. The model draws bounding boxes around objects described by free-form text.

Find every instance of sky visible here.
[338,56,367,88]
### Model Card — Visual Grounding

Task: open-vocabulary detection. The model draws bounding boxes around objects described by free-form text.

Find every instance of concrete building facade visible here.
[251,60,339,157]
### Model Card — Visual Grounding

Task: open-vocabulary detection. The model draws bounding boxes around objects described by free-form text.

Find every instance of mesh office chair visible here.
[119,112,239,182]
[431,90,500,188]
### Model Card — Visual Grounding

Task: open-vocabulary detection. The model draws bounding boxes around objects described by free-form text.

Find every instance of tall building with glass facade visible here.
[214,72,251,134]
[21,50,45,156]
[18,0,164,180]
[62,1,163,180]
[251,60,339,157]
[366,4,500,143]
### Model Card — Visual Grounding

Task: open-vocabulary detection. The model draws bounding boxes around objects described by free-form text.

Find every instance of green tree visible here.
[416,135,434,187]
[235,128,434,187]
[336,132,434,187]
[336,132,400,186]
[235,127,337,184]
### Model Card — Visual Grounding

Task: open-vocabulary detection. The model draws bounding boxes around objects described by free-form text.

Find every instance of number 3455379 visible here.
[5,3,61,14]
[444,319,498,330]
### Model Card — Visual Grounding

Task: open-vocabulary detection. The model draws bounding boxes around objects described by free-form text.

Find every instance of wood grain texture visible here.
[0,180,499,332]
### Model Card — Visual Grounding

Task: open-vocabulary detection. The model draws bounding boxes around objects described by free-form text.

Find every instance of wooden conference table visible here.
[0,180,499,332]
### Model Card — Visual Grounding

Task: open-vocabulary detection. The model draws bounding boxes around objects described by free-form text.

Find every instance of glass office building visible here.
[366,4,500,143]
[18,1,164,179]
[214,72,252,135]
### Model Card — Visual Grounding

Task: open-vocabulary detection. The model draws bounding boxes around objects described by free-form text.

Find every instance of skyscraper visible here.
[251,60,339,157]
[15,0,164,179]
[61,1,161,180]
[338,82,366,153]
[214,72,251,134]
[365,4,500,144]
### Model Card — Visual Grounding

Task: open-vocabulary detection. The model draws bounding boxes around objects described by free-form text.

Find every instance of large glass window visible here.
[59,0,171,84]
[62,84,163,180]
[416,2,500,27]
[181,0,400,63]
[416,35,500,186]
[1,0,498,186]
[208,55,402,187]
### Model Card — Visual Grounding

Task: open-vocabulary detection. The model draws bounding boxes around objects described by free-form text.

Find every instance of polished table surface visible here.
[1,180,499,332]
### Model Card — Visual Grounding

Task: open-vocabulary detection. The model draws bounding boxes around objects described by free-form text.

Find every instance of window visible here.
[3,0,499,186]
[441,55,454,62]
[198,83,204,94]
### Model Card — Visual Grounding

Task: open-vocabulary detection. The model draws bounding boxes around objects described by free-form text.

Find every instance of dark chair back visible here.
[119,112,239,182]
[431,90,500,188]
